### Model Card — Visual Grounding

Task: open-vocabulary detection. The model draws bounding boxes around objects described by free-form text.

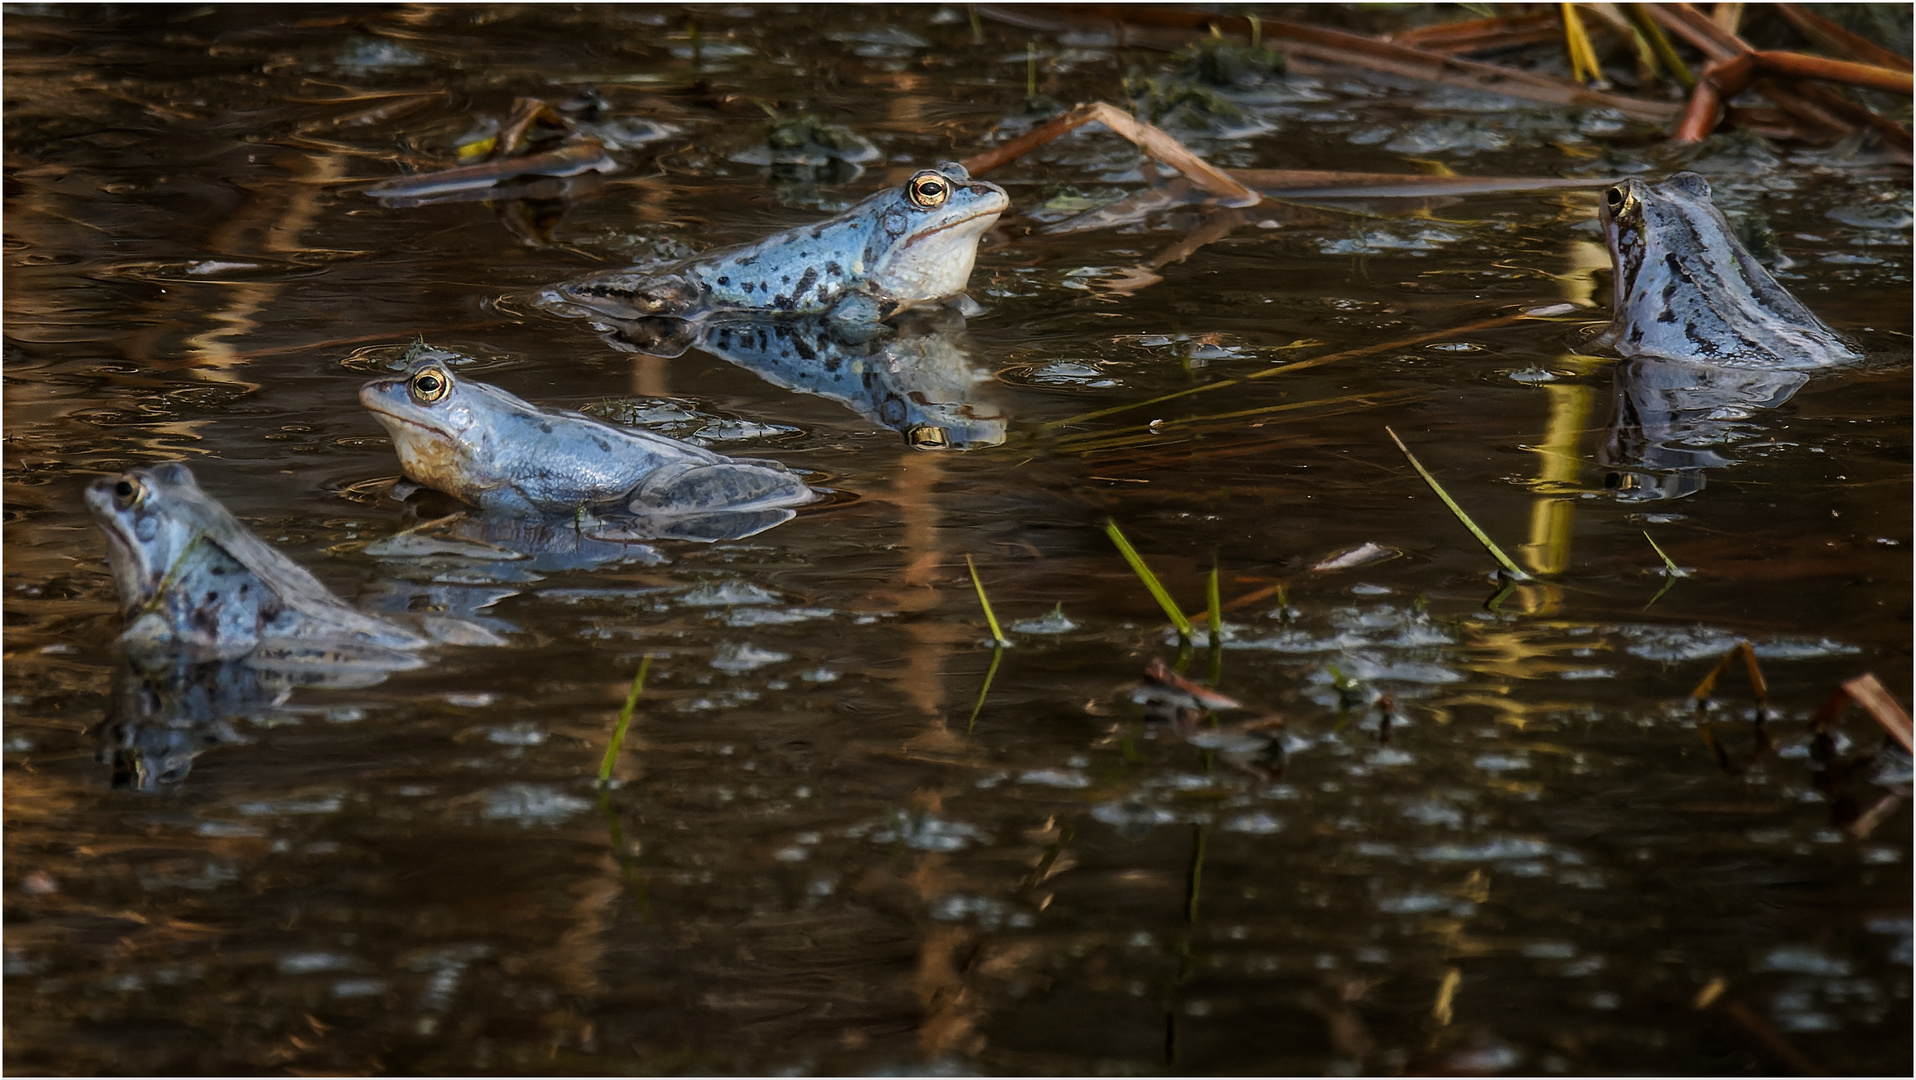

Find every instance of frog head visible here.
[85,462,216,618]
[358,350,508,507]
[862,162,1009,307]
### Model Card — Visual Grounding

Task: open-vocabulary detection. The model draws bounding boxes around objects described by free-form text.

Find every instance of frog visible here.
[1594,171,1862,368]
[358,346,815,538]
[86,462,433,670]
[604,311,1008,450]
[546,162,1009,325]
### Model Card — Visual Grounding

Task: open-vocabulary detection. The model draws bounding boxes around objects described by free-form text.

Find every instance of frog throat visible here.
[126,528,211,623]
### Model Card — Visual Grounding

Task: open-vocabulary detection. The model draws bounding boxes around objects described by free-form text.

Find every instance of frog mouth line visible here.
[898,206,1007,250]
[362,401,455,443]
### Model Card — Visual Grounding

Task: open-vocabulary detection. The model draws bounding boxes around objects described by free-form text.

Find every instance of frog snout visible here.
[358,380,403,409]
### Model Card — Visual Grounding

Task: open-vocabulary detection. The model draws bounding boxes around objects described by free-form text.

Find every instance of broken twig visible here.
[1810,673,1913,753]
[1689,641,1770,716]
[963,101,1259,207]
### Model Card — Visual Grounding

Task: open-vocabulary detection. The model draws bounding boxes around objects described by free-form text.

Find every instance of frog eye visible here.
[112,476,146,510]
[409,368,451,404]
[906,425,950,449]
[907,172,950,209]
[1603,185,1634,215]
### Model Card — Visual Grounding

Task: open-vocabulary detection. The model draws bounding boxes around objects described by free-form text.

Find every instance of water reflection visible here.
[348,488,668,634]
[363,487,671,571]
[1600,356,1811,501]
[599,312,1009,450]
[96,658,268,790]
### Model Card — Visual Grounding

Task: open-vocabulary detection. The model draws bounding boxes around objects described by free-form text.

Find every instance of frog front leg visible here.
[562,270,706,320]
[824,290,895,330]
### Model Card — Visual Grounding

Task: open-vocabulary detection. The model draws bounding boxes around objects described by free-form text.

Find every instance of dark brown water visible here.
[5,6,1910,1075]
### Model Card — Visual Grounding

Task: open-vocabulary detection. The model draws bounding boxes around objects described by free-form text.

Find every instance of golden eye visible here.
[906,425,950,449]
[1603,185,1633,214]
[113,476,146,509]
[409,368,450,403]
[908,173,950,209]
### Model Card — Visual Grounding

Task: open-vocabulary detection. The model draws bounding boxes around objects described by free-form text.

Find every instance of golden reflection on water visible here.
[1518,377,1594,582]
[184,153,349,375]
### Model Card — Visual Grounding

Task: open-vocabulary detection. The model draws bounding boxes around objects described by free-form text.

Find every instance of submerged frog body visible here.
[1595,171,1861,368]
[550,162,1008,323]
[605,312,1008,450]
[359,347,814,537]
[86,463,431,669]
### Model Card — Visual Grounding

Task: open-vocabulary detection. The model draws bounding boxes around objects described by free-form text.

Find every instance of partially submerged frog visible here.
[548,162,1008,324]
[359,346,814,539]
[1595,171,1862,367]
[86,463,433,670]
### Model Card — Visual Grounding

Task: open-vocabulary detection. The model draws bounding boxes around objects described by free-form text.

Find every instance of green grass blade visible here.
[1206,561,1223,649]
[966,554,1011,647]
[1185,823,1207,924]
[1385,426,1532,582]
[1485,575,1520,614]
[1105,519,1196,638]
[1643,573,1679,611]
[597,655,653,786]
[967,646,1004,734]
[1643,530,1687,577]
[594,791,651,917]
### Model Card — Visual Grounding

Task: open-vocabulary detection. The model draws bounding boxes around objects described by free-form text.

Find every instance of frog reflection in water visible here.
[96,658,273,790]
[547,162,1008,325]
[359,346,815,541]
[606,310,1008,450]
[1591,171,1864,499]
[86,463,435,671]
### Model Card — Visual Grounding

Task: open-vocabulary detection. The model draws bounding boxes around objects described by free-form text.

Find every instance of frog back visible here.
[476,404,728,514]
[125,510,428,665]
[686,211,881,315]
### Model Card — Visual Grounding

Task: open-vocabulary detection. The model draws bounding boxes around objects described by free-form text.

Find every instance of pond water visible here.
[4,6,1910,1075]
